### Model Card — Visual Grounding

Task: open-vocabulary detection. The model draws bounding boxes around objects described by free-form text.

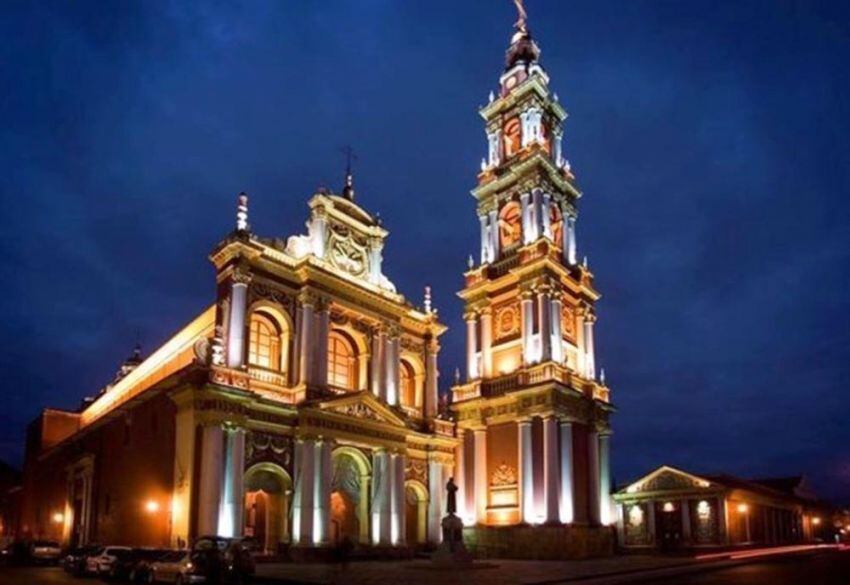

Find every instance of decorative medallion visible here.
[405,458,428,484]
[329,402,383,423]
[490,462,517,486]
[494,303,520,340]
[327,223,369,278]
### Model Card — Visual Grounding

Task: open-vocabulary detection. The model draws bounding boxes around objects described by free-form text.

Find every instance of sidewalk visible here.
[254,545,839,585]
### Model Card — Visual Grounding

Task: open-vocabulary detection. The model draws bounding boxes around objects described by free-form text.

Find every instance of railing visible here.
[488,253,521,278]
[247,366,287,387]
[481,373,520,397]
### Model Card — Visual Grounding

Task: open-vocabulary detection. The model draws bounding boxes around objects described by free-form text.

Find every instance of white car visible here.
[148,550,204,584]
[85,546,132,576]
[30,540,62,565]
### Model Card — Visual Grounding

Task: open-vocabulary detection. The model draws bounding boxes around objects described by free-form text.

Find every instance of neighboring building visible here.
[0,461,21,542]
[17,5,616,560]
[449,5,614,559]
[613,466,835,551]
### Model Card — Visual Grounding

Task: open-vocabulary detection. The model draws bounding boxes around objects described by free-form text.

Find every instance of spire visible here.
[236,192,249,232]
[506,0,541,70]
[424,285,432,314]
[341,145,357,201]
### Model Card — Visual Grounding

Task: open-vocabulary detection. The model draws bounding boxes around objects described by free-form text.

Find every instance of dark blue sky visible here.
[2,1,849,501]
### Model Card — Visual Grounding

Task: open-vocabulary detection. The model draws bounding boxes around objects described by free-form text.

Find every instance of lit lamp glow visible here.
[697,500,711,519]
[737,503,748,514]
[662,502,675,513]
[145,500,160,513]
[812,517,821,526]
[52,512,64,524]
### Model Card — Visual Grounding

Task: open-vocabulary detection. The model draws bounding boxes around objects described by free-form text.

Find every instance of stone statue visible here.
[446,477,458,516]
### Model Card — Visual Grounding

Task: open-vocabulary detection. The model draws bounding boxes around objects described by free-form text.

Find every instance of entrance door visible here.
[658,503,683,551]
[330,490,359,544]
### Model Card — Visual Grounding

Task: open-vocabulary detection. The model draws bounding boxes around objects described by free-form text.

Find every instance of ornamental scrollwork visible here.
[405,458,428,485]
[490,462,517,486]
[245,431,293,472]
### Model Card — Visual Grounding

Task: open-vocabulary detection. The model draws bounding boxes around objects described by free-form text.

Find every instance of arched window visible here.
[399,360,416,408]
[249,313,281,370]
[503,118,522,158]
[499,201,522,249]
[328,331,356,390]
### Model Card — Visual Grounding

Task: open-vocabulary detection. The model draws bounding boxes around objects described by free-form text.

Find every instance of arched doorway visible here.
[331,447,371,544]
[243,463,292,554]
[405,481,429,546]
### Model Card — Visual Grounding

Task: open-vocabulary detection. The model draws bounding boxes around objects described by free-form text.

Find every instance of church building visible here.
[18,4,615,559]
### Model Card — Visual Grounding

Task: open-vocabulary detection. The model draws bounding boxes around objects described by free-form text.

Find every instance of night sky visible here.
[2,1,849,502]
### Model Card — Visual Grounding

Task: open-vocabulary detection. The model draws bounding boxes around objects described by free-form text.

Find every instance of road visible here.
[639,549,850,584]
[0,550,848,584]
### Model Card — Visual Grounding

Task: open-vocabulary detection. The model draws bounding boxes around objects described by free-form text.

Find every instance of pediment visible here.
[316,391,407,428]
[622,466,713,495]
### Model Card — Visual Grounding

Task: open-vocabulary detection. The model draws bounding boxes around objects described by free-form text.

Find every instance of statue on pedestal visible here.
[432,477,473,567]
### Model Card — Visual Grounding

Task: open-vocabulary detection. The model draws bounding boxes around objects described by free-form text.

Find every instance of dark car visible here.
[0,541,31,566]
[190,536,255,584]
[62,544,103,576]
[106,547,171,583]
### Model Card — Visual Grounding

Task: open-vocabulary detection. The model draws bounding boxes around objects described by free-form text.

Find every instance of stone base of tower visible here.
[462,524,614,560]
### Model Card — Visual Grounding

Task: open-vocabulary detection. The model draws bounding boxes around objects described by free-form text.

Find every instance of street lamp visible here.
[145,500,160,513]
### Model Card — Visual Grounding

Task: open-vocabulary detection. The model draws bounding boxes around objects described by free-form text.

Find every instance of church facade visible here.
[18,7,615,559]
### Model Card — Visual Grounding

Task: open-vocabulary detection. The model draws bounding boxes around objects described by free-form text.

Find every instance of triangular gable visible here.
[315,391,408,428]
[620,465,714,495]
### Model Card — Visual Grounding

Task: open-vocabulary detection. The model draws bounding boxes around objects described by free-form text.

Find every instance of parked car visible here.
[85,545,132,576]
[148,550,201,584]
[30,540,62,565]
[191,536,255,584]
[106,547,172,583]
[62,544,102,575]
[0,541,30,566]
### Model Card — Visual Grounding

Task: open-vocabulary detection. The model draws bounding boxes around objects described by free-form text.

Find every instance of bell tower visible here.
[451,1,615,538]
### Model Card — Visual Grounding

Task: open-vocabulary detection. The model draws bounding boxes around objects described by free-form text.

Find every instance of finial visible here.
[424,285,432,314]
[467,254,475,269]
[582,255,589,268]
[340,145,357,201]
[513,0,528,35]
[600,368,606,385]
[554,92,559,102]
[488,90,495,104]
[236,192,249,232]
[454,367,461,384]
[480,158,488,172]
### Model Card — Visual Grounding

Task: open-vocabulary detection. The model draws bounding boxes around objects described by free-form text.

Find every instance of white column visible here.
[584,315,596,380]
[543,417,559,523]
[424,339,439,418]
[427,459,444,544]
[391,453,406,545]
[518,420,533,523]
[542,193,552,239]
[521,293,534,365]
[521,193,532,244]
[488,208,499,261]
[532,190,543,241]
[293,439,315,544]
[575,309,586,377]
[465,313,479,381]
[218,428,245,537]
[198,425,224,537]
[599,434,611,525]
[455,430,467,521]
[473,429,487,524]
[314,304,329,387]
[537,289,552,362]
[479,215,489,264]
[370,328,383,398]
[480,308,493,378]
[371,450,392,545]
[227,281,248,368]
[385,334,400,406]
[559,421,574,524]
[566,216,577,265]
[312,439,332,545]
[298,301,315,385]
[587,430,601,525]
[551,294,563,364]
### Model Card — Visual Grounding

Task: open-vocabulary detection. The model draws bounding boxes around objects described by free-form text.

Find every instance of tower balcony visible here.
[209,364,304,404]
[451,361,610,404]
